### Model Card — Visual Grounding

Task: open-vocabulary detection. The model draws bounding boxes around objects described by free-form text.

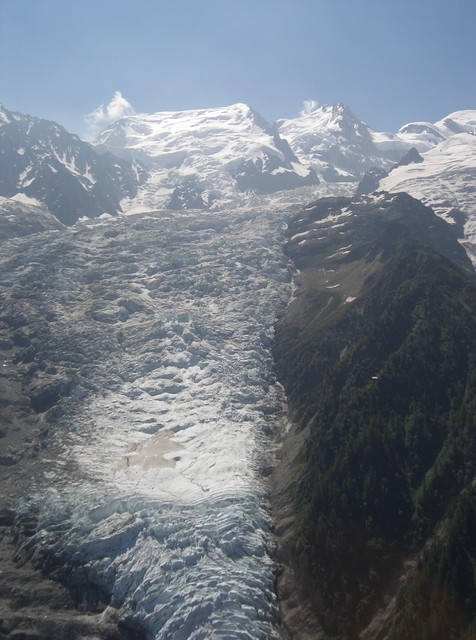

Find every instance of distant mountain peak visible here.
[1,102,475,244]
[277,102,381,182]
[395,146,424,167]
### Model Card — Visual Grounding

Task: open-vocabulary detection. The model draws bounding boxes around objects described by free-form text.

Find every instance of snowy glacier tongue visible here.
[11,206,293,638]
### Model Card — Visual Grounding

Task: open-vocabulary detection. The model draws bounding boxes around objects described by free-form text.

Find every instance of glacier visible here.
[3,203,295,638]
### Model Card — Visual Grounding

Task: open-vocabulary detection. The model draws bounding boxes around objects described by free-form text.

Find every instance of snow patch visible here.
[11,193,45,208]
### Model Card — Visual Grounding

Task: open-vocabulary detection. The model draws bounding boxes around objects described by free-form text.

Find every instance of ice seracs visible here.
[3,204,293,638]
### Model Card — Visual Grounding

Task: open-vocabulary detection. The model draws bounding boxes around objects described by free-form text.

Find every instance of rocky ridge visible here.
[0,103,147,225]
[272,192,476,639]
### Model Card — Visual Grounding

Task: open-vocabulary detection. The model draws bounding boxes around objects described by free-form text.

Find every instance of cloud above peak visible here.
[84,91,135,139]
[300,99,319,116]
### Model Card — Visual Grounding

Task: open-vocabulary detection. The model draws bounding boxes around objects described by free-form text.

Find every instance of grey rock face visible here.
[232,154,318,194]
[356,167,389,195]
[0,104,147,225]
[395,146,424,167]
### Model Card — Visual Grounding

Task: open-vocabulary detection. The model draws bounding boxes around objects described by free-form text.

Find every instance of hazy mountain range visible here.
[1,102,475,262]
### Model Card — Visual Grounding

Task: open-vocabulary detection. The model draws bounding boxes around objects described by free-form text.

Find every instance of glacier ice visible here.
[6,205,293,638]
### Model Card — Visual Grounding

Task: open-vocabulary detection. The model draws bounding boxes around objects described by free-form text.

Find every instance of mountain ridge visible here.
[272,192,476,639]
[0,103,147,225]
[95,102,318,210]
[1,101,474,241]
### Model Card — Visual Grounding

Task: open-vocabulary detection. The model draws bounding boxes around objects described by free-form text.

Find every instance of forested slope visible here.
[273,193,476,639]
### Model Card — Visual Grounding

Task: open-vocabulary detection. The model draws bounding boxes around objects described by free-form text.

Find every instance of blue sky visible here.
[1,0,475,138]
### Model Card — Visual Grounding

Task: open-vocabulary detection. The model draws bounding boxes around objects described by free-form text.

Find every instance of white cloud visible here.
[300,99,319,116]
[84,91,135,139]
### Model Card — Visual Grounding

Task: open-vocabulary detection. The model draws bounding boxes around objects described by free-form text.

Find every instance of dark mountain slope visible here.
[0,104,146,225]
[272,192,476,639]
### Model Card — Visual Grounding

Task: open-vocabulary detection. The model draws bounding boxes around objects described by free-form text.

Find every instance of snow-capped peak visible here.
[372,109,476,155]
[97,103,274,163]
[96,103,317,211]
[434,110,476,137]
[0,103,146,224]
[277,102,367,138]
[276,102,382,182]
[378,123,476,264]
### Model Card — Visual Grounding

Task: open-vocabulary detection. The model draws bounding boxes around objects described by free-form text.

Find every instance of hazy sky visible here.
[1,0,475,138]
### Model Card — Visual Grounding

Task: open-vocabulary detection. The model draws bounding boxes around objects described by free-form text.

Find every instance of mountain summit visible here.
[96,103,318,211]
[276,103,394,182]
[0,101,474,241]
